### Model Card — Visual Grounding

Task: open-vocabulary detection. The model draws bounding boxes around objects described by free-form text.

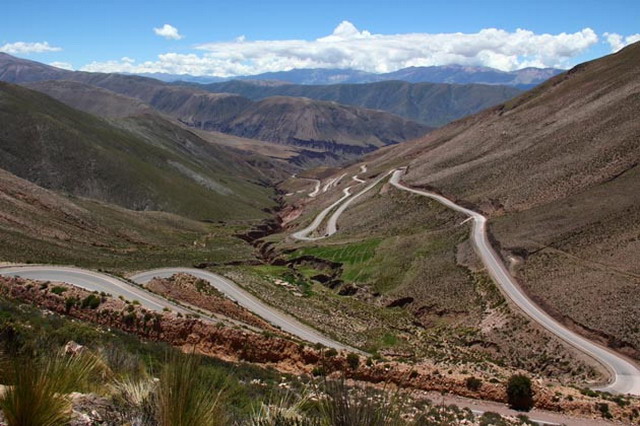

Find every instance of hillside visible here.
[24,80,153,118]
[358,41,640,356]
[0,82,276,221]
[212,96,430,153]
[0,54,432,157]
[59,75,432,153]
[190,80,522,127]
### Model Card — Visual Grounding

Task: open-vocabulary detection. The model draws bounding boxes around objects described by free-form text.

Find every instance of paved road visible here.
[130,268,355,351]
[0,265,354,351]
[292,166,390,241]
[324,171,392,236]
[292,187,353,241]
[390,169,640,396]
[308,179,320,197]
[0,265,193,314]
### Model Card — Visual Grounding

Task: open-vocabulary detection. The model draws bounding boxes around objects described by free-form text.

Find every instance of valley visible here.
[0,22,639,425]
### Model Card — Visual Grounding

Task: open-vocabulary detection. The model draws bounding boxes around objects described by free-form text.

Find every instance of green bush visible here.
[465,376,482,391]
[506,374,534,411]
[596,402,612,419]
[50,286,67,295]
[81,294,101,310]
[346,353,360,370]
[324,348,338,358]
[64,297,78,313]
[156,353,227,426]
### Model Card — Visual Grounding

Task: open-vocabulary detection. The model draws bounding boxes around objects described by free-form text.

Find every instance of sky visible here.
[2,0,639,76]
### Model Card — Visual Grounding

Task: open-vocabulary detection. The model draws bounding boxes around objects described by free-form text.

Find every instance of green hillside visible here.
[0,82,276,221]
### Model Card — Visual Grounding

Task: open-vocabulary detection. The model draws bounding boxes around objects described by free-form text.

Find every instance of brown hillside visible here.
[365,42,640,356]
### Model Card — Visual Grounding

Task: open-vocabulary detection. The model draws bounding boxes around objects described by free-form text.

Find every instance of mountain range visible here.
[0,52,525,159]
[139,64,562,88]
[191,80,522,127]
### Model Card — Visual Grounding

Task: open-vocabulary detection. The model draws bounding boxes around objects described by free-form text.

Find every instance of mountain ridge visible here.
[135,64,561,87]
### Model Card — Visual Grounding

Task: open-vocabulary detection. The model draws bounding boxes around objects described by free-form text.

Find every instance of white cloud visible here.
[82,21,600,76]
[49,61,74,70]
[153,24,183,40]
[0,41,62,54]
[604,32,640,52]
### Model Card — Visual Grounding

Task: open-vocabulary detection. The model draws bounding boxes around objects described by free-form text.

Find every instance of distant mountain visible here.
[0,52,74,82]
[24,80,154,118]
[210,96,430,154]
[236,68,375,85]
[132,72,227,84]
[380,65,562,88]
[0,54,430,160]
[191,80,522,127]
[168,65,562,88]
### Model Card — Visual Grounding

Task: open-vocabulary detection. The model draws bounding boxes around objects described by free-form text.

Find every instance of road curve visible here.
[292,169,391,241]
[0,265,355,352]
[0,265,192,314]
[130,268,355,351]
[292,187,353,241]
[324,171,392,236]
[390,169,640,396]
[308,180,321,197]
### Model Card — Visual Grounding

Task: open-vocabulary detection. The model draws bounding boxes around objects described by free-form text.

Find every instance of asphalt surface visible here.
[390,169,640,396]
[292,166,388,241]
[0,265,354,351]
[130,268,355,351]
[291,186,353,241]
[324,171,392,236]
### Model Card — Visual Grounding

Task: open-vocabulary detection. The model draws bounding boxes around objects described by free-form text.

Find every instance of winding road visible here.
[389,169,640,396]
[0,265,353,351]
[291,187,353,241]
[1,162,638,395]
[292,165,389,241]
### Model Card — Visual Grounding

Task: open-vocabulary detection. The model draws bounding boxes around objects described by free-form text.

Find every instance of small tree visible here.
[506,374,534,411]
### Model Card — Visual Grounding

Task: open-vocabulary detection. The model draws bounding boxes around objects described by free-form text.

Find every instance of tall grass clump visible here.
[155,352,227,426]
[0,350,104,426]
[318,379,407,426]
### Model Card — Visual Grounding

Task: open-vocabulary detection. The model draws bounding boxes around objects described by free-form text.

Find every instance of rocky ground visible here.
[2,275,637,423]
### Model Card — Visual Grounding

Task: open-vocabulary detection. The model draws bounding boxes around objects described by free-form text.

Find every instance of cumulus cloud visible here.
[153,24,183,40]
[83,21,600,76]
[49,61,74,70]
[604,32,640,52]
[0,41,62,54]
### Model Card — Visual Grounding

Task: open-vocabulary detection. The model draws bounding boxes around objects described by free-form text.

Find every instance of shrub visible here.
[465,376,482,391]
[346,353,360,370]
[50,286,67,295]
[311,366,325,377]
[596,402,612,419]
[319,378,406,426]
[324,348,338,358]
[64,297,78,313]
[506,374,534,411]
[81,294,101,310]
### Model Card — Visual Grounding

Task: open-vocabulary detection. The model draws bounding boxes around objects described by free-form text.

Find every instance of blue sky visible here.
[2,0,639,75]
